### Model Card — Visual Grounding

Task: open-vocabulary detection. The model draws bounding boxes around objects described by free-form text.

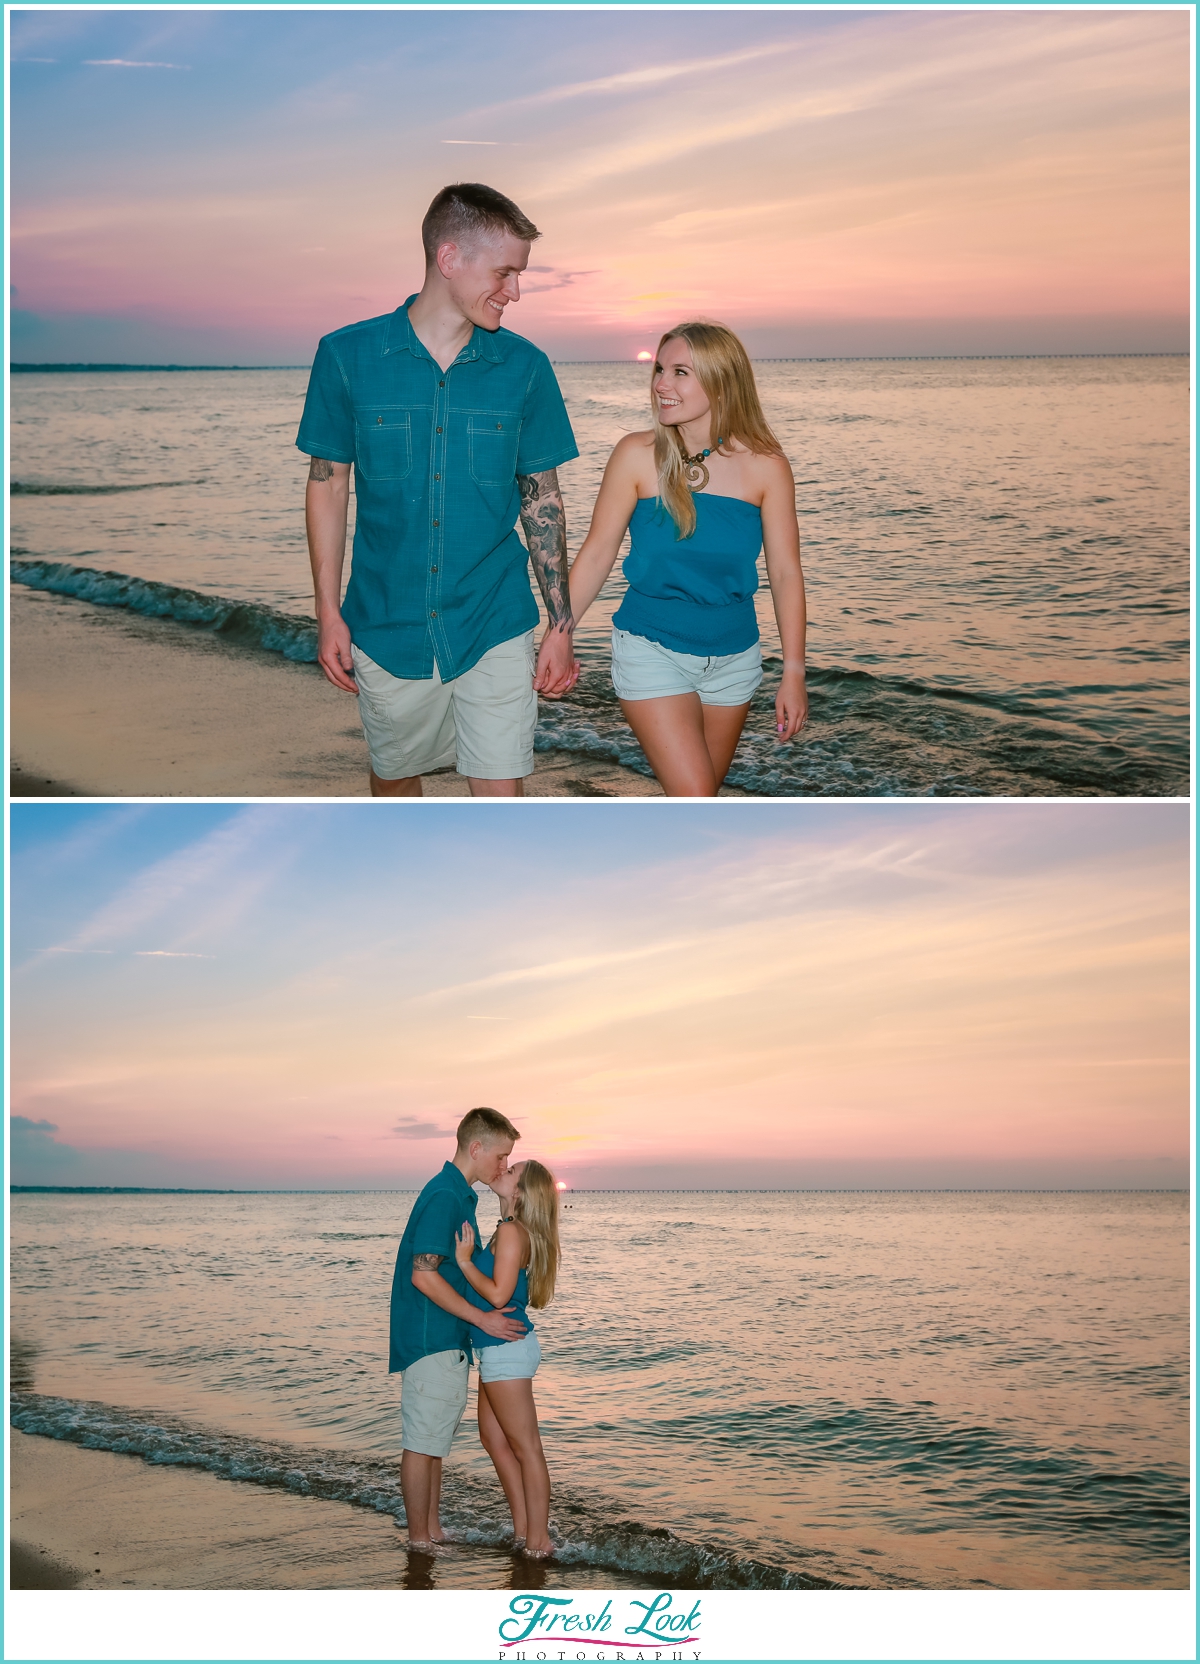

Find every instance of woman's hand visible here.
[775,668,809,742]
[455,1222,476,1265]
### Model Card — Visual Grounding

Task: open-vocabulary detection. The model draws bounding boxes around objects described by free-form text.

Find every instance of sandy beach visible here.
[8,1430,642,1591]
[11,585,748,799]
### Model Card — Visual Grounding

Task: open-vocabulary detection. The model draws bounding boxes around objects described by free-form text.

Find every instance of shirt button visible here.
[439,380,445,387]
[433,519,439,527]
[436,426,443,434]
[434,473,440,480]
[431,565,438,573]
[430,610,437,618]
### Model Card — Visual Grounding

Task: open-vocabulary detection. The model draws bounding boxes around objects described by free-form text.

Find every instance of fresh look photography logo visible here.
[498,1593,702,1659]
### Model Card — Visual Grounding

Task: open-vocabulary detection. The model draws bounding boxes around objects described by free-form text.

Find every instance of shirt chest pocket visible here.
[355,407,412,482]
[468,413,521,486]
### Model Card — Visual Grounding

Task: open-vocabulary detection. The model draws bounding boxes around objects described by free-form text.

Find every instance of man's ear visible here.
[435,240,460,281]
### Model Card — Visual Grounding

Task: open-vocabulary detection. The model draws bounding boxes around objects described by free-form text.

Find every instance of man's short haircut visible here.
[421,184,540,266]
[456,1106,520,1150]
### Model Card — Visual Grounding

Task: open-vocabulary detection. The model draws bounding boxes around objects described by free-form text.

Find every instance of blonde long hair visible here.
[651,320,784,539]
[508,1159,560,1310]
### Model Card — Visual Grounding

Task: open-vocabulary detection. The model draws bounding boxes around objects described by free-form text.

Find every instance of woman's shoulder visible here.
[738,446,794,496]
[609,430,655,465]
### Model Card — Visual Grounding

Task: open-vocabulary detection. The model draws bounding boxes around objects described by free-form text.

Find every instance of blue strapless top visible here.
[467,1245,532,1349]
[611,494,762,655]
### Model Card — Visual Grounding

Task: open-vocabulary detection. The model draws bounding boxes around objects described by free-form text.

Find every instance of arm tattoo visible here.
[517,468,572,632]
[308,457,335,482]
[412,1253,444,1273]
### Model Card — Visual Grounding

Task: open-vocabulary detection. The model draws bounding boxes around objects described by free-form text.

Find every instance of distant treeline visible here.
[10,363,304,373]
[11,1185,248,1194]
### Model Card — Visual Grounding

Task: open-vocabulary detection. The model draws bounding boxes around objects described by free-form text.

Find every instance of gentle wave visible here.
[644,1399,1189,1561]
[535,666,1185,798]
[11,556,319,662]
[11,479,200,496]
[11,557,1187,796]
[9,1392,832,1589]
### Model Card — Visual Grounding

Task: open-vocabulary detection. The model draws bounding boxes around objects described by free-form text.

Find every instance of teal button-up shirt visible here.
[389,1161,480,1374]
[296,299,578,682]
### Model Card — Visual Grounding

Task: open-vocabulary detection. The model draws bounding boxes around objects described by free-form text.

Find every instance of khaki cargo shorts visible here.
[400,1347,470,1458]
[352,630,537,781]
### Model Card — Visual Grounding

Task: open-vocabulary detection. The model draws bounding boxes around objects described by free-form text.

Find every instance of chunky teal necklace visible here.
[682,437,723,492]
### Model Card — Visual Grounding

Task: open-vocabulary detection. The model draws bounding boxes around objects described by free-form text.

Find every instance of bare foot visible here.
[523,1541,554,1559]
[408,1539,435,1552]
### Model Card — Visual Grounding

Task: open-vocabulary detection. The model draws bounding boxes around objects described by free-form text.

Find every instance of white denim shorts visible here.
[400,1347,470,1457]
[611,627,763,707]
[352,630,537,781]
[477,1328,542,1383]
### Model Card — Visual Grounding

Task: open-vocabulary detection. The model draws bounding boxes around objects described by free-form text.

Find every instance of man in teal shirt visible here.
[389,1107,526,1548]
[298,183,579,797]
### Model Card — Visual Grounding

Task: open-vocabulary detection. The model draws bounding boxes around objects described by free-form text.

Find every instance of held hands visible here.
[455,1222,476,1266]
[317,615,357,694]
[775,668,809,743]
[534,624,580,699]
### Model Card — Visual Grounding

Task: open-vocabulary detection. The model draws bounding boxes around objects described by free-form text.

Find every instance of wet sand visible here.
[11,585,738,799]
[8,1430,640,1591]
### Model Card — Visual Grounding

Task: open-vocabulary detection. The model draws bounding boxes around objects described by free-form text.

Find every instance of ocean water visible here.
[9,1189,1189,1590]
[9,357,1190,796]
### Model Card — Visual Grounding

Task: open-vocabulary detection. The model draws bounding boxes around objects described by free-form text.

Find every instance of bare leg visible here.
[428,1458,446,1542]
[481,1379,552,1555]
[619,695,751,796]
[400,1450,441,1547]
[370,770,423,798]
[477,1380,528,1540]
[466,777,525,797]
[700,702,753,786]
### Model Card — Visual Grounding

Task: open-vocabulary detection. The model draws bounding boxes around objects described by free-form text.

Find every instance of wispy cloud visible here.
[32,806,294,962]
[134,950,214,959]
[388,1117,453,1141]
[465,40,797,119]
[416,936,702,1004]
[83,58,190,69]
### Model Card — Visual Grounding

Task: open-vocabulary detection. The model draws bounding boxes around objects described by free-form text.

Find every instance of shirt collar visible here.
[383,296,505,365]
[440,1159,477,1201]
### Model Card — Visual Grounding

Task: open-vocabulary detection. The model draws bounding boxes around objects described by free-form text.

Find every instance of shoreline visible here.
[7,1428,649,1591]
[10,585,742,798]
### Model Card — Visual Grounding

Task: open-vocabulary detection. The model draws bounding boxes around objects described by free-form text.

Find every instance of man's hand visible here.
[474,1306,527,1343]
[534,626,579,697]
[317,614,358,693]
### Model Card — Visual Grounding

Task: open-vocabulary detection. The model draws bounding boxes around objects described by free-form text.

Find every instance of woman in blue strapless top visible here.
[455,1158,561,1558]
[568,321,808,795]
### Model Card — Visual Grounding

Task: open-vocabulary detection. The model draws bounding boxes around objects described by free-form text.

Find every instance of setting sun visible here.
[636,351,653,362]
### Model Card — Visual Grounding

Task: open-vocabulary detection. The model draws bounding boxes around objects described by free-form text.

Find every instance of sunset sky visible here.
[9,7,1191,362]
[9,802,1191,1190]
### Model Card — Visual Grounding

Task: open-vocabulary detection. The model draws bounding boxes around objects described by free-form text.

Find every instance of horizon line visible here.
[9,351,1190,373]
[10,1185,1189,1196]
